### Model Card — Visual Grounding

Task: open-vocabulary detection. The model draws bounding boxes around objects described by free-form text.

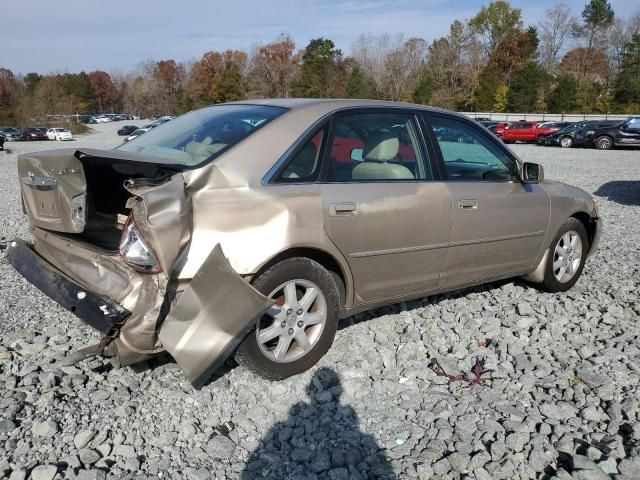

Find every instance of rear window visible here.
[117,105,287,167]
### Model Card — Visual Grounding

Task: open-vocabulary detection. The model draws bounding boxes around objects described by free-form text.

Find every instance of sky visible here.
[2,0,638,75]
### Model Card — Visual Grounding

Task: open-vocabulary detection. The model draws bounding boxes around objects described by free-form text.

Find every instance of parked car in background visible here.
[0,133,4,150]
[117,125,140,136]
[46,128,73,141]
[501,121,566,143]
[22,128,49,141]
[0,127,23,141]
[7,99,601,386]
[478,120,498,130]
[90,116,111,124]
[583,117,640,150]
[492,122,511,138]
[124,127,151,142]
[537,121,614,148]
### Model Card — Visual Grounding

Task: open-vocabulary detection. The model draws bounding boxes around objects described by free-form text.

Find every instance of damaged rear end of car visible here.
[8,146,272,387]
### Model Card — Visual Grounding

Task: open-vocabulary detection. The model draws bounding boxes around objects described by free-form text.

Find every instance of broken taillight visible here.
[119,214,162,273]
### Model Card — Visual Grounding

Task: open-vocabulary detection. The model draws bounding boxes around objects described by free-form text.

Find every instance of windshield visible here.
[117,104,287,166]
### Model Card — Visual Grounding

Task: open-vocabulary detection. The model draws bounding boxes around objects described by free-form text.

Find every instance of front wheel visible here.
[235,257,341,380]
[560,136,573,148]
[594,135,613,150]
[542,218,588,292]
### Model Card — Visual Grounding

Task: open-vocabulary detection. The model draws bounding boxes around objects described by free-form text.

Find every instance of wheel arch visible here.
[593,134,614,148]
[570,211,597,252]
[251,246,352,313]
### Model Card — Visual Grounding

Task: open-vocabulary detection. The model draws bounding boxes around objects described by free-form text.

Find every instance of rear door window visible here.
[325,113,430,182]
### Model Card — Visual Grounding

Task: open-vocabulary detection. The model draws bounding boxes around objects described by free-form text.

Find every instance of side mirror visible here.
[522,162,544,183]
[350,148,364,162]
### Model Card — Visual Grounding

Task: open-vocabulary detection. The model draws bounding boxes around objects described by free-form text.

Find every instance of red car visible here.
[492,122,511,138]
[501,121,565,143]
[22,128,49,141]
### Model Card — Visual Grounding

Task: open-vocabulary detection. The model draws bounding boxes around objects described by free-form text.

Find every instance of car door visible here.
[425,113,550,287]
[615,118,640,145]
[320,110,451,305]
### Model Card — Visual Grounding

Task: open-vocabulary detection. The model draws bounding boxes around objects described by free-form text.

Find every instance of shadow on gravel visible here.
[593,181,640,206]
[241,367,395,480]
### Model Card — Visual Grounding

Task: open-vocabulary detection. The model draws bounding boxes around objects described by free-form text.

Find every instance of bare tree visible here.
[383,37,428,101]
[538,3,576,71]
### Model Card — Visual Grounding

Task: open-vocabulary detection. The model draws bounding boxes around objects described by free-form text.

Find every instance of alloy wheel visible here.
[552,230,583,283]
[256,279,327,363]
[596,136,612,150]
[560,137,572,148]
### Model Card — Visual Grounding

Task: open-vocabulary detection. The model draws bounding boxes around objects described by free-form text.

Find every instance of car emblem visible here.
[49,168,80,176]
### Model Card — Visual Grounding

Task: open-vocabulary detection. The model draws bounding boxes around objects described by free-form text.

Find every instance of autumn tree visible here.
[154,60,185,114]
[571,0,615,81]
[345,65,377,99]
[474,26,539,110]
[493,84,509,112]
[248,35,299,98]
[469,1,522,53]
[185,50,247,107]
[23,72,41,94]
[383,37,428,101]
[0,68,17,123]
[425,21,479,110]
[614,34,640,111]
[88,70,118,112]
[294,38,343,98]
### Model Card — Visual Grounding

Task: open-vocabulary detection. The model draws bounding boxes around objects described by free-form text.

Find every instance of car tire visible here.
[542,218,588,293]
[594,135,613,150]
[560,136,573,148]
[235,257,341,380]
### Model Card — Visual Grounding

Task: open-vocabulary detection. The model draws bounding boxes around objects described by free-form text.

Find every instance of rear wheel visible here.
[560,136,573,148]
[235,257,341,380]
[542,218,588,292]
[594,135,613,150]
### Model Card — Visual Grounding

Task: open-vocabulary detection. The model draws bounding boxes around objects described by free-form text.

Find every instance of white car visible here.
[47,128,73,141]
[91,116,112,124]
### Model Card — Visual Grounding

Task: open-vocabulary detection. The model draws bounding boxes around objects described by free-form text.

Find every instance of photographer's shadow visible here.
[241,367,395,480]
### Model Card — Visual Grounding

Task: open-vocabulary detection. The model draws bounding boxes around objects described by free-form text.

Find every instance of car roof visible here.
[225,98,467,119]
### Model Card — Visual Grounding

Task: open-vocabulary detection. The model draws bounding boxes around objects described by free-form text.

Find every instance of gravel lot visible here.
[0,124,639,480]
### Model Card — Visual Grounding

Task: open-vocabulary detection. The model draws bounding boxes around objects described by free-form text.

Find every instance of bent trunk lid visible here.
[18,148,186,234]
[18,148,87,233]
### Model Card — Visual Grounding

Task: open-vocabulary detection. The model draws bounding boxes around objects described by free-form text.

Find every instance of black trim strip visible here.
[350,230,545,258]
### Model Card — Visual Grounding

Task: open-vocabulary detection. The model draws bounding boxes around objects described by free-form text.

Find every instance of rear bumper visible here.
[6,239,130,333]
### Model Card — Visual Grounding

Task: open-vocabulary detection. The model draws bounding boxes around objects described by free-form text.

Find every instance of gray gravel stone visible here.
[73,429,96,449]
[31,421,58,438]
[29,465,57,480]
[75,470,106,480]
[78,448,101,466]
[0,419,17,432]
[205,435,235,459]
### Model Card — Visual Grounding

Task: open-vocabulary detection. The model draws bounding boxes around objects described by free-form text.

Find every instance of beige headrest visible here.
[363,131,400,162]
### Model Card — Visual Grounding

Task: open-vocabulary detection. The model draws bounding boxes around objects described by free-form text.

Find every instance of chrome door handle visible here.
[457,199,477,210]
[329,202,357,216]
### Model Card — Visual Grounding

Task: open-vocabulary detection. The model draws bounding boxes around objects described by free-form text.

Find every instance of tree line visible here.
[1,0,639,126]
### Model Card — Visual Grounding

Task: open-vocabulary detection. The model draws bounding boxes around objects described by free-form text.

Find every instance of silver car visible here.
[8,99,601,386]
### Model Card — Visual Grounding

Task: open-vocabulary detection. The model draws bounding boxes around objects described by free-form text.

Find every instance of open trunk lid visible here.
[18,148,185,235]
